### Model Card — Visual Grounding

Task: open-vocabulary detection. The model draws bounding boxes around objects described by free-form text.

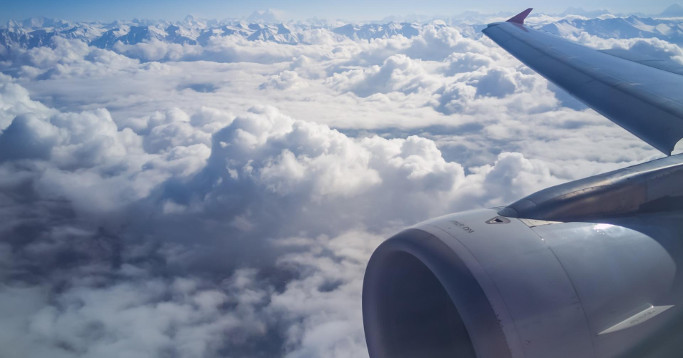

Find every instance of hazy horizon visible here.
[1,1,681,23]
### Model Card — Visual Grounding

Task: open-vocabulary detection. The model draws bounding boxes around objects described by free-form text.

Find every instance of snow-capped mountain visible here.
[660,4,683,17]
[540,16,683,43]
[0,19,423,49]
[1,11,682,52]
[332,23,419,40]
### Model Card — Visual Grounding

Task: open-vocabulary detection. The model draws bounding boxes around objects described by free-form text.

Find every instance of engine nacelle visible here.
[363,208,683,358]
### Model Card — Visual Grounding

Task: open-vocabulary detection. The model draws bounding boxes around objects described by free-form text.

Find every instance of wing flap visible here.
[600,49,683,76]
[483,19,683,154]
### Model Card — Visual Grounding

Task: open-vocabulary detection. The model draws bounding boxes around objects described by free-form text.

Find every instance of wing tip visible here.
[506,8,533,25]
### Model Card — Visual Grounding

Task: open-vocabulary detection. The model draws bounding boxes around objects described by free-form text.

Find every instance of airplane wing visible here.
[482,8,683,155]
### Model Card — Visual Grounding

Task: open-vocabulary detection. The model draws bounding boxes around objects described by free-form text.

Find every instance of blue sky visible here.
[0,0,679,22]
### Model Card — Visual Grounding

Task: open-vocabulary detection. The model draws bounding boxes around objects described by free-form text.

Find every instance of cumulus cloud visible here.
[0,12,669,358]
[403,21,491,61]
[474,68,516,98]
[0,74,52,130]
[0,79,561,357]
[444,52,492,75]
[327,54,438,97]
[260,70,308,90]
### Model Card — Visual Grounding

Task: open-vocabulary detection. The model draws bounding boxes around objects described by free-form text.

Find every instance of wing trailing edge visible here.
[483,10,683,155]
[499,153,683,220]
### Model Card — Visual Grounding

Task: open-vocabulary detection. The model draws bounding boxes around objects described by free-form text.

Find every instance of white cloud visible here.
[474,68,516,98]
[0,74,52,130]
[260,70,309,90]
[403,21,491,61]
[328,54,438,97]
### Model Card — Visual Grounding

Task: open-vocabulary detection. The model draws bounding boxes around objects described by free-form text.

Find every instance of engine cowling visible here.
[362,208,683,358]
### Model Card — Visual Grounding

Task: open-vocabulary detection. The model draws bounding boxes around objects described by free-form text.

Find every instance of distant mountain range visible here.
[660,4,683,17]
[1,12,682,51]
[540,16,683,44]
[0,20,422,49]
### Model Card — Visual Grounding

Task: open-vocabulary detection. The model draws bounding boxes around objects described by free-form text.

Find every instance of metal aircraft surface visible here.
[362,8,683,358]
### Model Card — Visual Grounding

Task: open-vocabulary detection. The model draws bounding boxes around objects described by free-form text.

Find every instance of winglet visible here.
[506,8,533,25]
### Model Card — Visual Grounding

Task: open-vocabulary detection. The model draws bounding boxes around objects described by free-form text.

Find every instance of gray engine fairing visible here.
[363,156,683,358]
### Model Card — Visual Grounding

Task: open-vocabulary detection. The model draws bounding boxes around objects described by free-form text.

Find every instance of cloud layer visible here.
[0,12,674,357]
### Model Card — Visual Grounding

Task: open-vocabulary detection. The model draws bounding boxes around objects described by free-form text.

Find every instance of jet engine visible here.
[363,155,683,358]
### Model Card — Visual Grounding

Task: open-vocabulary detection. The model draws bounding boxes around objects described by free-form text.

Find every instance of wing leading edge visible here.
[483,9,683,155]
